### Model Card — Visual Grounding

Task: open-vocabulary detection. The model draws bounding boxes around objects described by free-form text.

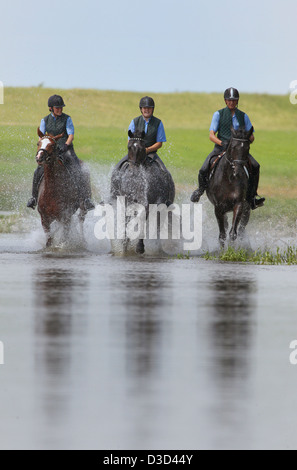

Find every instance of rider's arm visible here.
[146,142,162,154]
[39,119,46,139]
[244,114,255,143]
[209,111,222,145]
[66,117,74,145]
[128,120,135,138]
[209,130,222,146]
[66,134,74,146]
[146,121,166,154]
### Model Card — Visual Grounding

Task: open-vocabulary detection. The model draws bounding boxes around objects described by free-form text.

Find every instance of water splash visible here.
[2,162,296,256]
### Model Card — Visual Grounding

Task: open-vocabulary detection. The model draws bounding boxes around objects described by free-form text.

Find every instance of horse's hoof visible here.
[46,238,53,248]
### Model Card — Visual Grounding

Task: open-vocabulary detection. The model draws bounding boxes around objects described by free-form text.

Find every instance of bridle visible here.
[128,137,146,166]
[225,136,250,177]
[129,137,145,142]
[36,137,56,164]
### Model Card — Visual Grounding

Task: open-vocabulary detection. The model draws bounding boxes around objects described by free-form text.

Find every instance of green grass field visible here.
[0,87,296,226]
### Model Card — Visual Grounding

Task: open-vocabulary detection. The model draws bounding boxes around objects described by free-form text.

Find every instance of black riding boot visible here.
[61,150,95,212]
[71,162,95,212]
[27,166,44,209]
[190,171,209,203]
[247,172,265,210]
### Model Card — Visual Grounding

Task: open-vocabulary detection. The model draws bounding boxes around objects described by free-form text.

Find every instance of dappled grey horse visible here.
[110,130,175,254]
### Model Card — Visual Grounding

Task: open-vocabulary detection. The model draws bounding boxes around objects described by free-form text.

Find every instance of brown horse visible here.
[36,128,87,247]
[206,127,253,246]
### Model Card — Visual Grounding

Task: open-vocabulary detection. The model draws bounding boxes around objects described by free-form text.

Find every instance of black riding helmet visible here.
[139,96,155,109]
[48,94,65,108]
[224,87,240,101]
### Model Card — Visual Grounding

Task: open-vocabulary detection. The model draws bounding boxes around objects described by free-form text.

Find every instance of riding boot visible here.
[27,166,44,209]
[247,172,265,210]
[190,172,209,203]
[78,164,95,211]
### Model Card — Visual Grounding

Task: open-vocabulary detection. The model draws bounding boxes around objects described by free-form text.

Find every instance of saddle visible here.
[146,153,167,171]
[117,154,167,172]
[208,152,225,180]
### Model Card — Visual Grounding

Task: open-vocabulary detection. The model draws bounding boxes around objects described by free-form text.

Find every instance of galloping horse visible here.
[110,130,175,254]
[36,128,88,247]
[206,127,254,246]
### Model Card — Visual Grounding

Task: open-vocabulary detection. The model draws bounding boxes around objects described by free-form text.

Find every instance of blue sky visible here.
[1,0,296,94]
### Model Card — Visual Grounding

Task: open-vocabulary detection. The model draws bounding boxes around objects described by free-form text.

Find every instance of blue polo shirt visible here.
[210,111,253,132]
[40,114,75,135]
[128,116,166,142]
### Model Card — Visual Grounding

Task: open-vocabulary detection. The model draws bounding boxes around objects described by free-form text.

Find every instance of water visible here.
[0,231,297,450]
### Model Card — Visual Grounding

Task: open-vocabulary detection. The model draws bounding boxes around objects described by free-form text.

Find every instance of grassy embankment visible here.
[0,87,296,232]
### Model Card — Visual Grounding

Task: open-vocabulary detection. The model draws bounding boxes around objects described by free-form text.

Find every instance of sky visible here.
[1,0,297,95]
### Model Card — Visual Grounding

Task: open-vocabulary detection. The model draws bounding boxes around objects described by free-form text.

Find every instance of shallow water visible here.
[0,231,297,450]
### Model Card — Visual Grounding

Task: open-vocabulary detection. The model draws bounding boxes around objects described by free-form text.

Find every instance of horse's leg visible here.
[229,203,244,242]
[136,239,145,254]
[214,206,227,247]
[238,204,251,239]
[78,208,87,244]
[41,216,52,247]
[136,209,149,254]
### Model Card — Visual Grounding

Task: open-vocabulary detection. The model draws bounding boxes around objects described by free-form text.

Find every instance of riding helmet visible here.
[224,87,240,101]
[139,96,155,109]
[48,94,66,108]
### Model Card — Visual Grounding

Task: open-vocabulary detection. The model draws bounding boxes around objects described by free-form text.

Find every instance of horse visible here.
[35,128,88,247]
[110,130,175,254]
[206,127,254,246]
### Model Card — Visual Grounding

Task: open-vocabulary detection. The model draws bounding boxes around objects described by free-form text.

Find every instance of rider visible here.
[27,94,95,210]
[115,96,167,170]
[190,87,265,209]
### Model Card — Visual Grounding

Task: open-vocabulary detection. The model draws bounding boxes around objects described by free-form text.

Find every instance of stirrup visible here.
[27,197,37,209]
[251,196,265,210]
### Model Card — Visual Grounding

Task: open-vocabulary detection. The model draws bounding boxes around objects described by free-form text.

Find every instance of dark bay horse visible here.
[36,128,87,247]
[110,130,175,254]
[206,127,254,246]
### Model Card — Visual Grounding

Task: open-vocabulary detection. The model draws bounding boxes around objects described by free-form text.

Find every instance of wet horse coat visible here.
[110,130,175,254]
[36,128,87,247]
[206,127,253,246]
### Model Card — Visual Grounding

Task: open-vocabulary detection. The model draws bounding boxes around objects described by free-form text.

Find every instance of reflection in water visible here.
[209,273,256,381]
[33,264,89,420]
[112,265,172,378]
[207,272,257,447]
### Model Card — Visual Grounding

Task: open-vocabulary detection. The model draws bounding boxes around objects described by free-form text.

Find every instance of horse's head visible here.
[35,127,64,165]
[227,126,253,178]
[229,126,253,157]
[127,130,146,165]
